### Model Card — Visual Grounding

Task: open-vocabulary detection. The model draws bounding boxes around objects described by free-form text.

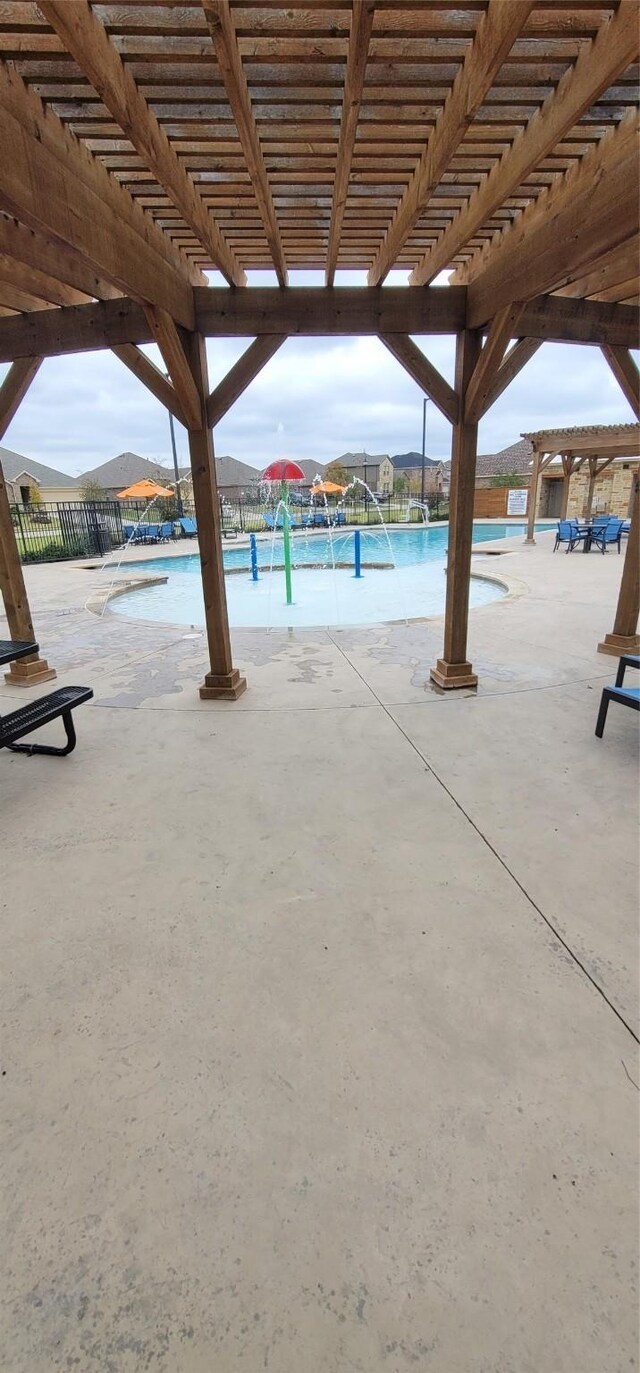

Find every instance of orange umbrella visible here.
[311,480,345,495]
[117,479,174,499]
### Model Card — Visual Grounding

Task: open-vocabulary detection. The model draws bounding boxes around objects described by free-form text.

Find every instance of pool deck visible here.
[1,528,638,1372]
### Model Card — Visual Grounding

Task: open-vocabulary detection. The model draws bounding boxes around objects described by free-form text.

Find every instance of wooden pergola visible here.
[523,422,640,534]
[0,2,638,695]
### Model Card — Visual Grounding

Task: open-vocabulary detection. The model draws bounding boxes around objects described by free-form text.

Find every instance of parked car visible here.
[289,489,311,506]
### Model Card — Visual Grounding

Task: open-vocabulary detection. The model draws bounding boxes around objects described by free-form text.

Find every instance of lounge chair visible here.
[158,521,174,542]
[177,516,197,537]
[263,512,298,531]
[1,686,93,756]
[595,654,639,736]
[591,518,624,554]
[553,519,581,552]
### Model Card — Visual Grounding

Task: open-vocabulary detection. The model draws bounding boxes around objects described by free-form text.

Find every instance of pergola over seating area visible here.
[0,1,638,696]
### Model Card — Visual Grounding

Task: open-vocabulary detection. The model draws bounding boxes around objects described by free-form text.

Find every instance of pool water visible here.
[112,522,552,628]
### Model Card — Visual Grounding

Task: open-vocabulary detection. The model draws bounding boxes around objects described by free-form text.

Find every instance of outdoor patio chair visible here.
[332,510,346,526]
[591,518,624,554]
[264,513,299,531]
[158,521,174,541]
[553,520,581,552]
[0,686,93,757]
[177,516,197,537]
[595,674,640,735]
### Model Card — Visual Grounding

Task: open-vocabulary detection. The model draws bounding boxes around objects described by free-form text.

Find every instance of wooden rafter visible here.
[378,334,458,425]
[202,0,286,286]
[39,0,245,289]
[0,255,89,308]
[0,282,56,314]
[0,64,202,328]
[368,0,533,286]
[112,344,187,426]
[412,0,639,287]
[601,346,640,420]
[0,216,121,303]
[465,304,524,422]
[466,111,640,326]
[207,335,286,428]
[481,338,542,414]
[554,241,639,302]
[326,1,375,287]
[143,306,203,430]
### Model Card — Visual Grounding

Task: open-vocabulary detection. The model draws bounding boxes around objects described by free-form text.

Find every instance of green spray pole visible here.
[281,479,293,605]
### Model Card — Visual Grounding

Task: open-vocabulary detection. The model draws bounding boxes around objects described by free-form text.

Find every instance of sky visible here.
[1,268,636,478]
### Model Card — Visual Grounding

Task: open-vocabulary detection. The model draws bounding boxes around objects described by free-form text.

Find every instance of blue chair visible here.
[145,523,160,542]
[591,518,624,554]
[264,512,298,531]
[332,510,346,526]
[177,516,197,537]
[553,520,580,552]
[596,657,640,736]
[158,521,174,541]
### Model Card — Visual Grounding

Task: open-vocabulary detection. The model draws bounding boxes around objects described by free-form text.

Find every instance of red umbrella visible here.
[262,459,306,482]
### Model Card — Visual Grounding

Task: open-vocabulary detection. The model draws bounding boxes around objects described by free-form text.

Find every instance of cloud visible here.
[1,272,637,476]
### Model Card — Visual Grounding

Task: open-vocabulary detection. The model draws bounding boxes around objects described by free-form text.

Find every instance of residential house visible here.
[1,444,81,505]
[391,452,446,495]
[336,451,394,494]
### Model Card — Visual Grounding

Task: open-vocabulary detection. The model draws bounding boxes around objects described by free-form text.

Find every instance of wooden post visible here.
[598,473,639,656]
[525,447,541,543]
[560,455,573,519]
[431,328,482,690]
[0,359,56,686]
[183,332,246,700]
[583,457,598,520]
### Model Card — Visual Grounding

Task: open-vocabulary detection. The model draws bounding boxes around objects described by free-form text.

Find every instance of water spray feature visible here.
[261,459,307,606]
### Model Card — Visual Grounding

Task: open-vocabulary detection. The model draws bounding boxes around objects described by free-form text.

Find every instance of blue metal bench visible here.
[595,655,640,737]
[1,686,93,756]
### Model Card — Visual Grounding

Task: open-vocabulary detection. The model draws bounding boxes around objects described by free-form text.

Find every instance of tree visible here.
[27,482,42,505]
[80,478,106,501]
[393,474,409,494]
[325,460,349,487]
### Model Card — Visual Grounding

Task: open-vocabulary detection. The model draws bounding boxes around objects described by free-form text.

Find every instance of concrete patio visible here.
[1,529,638,1372]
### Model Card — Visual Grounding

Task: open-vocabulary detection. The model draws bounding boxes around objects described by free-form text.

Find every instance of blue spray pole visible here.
[354,527,362,578]
[249,532,259,581]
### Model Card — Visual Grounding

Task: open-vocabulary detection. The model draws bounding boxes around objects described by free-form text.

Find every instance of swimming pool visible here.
[112,522,551,628]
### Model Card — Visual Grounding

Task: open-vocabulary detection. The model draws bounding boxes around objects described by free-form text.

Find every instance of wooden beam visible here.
[207,334,286,427]
[598,473,639,655]
[143,306,202,431]
[368,0,532,286]
[466,111,640,326]
[0,215,121,302]
[483,338,542,414]
[0,254,89,308]
[0,358,42,439]
[0,281,56,314]
[554,240,639,302]
[601,346,640,419]
[518,296,639,348]
[111,344,186,425]
[0,63,201,327]
[0,361,55,686]
[183,331,247,700]
[412,0,640,286]
[524,448,548,544]
[326,0,375,286]
[201,0,285,286]
[40,0,244,289]
[195,286,467,336]
[430,328,482,690]
[0,291,636,364]
[465,304,524,422]
[378,334,458,425]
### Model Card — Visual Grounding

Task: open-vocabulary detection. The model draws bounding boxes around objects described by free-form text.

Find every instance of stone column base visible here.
[430,658,478,690]
[199,668,247,701]
[4,656,56,687]
[597,632,640,657]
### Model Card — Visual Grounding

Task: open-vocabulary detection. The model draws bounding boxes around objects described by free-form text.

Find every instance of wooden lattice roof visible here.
[0,1,637,316]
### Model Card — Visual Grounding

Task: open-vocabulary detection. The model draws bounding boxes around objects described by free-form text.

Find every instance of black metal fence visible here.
[10,492,449,562]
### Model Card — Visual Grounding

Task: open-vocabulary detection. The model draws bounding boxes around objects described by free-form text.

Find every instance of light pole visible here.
[421,397,428,504]
[166,378,184,516]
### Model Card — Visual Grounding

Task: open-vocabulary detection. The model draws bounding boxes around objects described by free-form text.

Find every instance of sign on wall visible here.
[507,487,528,515]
